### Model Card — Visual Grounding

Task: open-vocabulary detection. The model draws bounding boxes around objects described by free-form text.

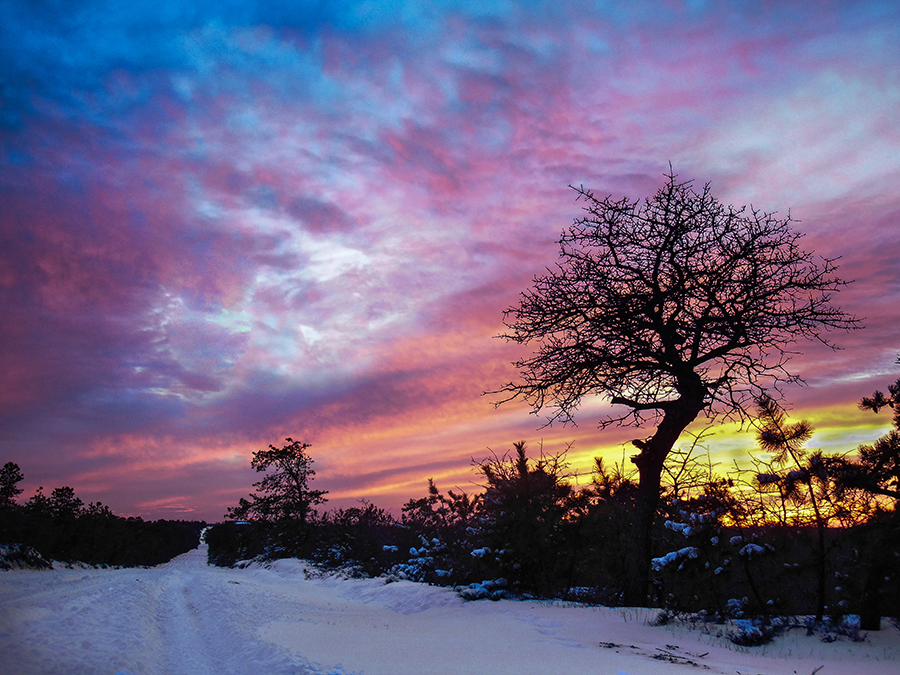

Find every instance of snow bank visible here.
[2,540,899,675]
[0,543,52,570]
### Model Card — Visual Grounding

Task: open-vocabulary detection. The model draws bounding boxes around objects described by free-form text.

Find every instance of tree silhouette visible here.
[0,462,23,508]
[227,438,328,525]
[754,396,833,622]
[475,441,576,594]
[48,486,84,520]
[825,373,900,629]
[830,375,900,501]
[495,169,858,604]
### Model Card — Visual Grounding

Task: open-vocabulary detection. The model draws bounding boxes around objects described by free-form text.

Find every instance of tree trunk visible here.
[814,516,826,622]
[859,521,893,631]
[626,459,664,606]
[859,559,884,631]
[624,394,706,607]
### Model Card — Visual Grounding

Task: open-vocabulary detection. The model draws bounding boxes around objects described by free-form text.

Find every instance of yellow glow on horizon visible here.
[60,378,897,520]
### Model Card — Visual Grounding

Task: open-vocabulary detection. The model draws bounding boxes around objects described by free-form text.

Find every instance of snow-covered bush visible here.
[399,480,494,586]
[728,618,781,646]
[457,577,510,601]
[474,441,585,596]
[0,543,52,570]
[650,475,748,616]
[811,614,868,643]
[738,543,771,559]
[725,596,748,618]
[651,546,699,571]
[386,535,445,583]
[310,501,411,577]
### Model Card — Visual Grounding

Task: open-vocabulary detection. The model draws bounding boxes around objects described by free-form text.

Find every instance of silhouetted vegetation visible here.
[204,520,271,567]
[823,373,900,630]
[227,438,328,524]
[311,501,413,578]
[220,437,329,559]
[207,385,898,639]
[0,466,205,567]
[6,378,897,643]
[492,170,859,604]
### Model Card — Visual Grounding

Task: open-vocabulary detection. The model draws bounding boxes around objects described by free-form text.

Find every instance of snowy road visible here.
[2,540,898,675]
[0,543,311,675]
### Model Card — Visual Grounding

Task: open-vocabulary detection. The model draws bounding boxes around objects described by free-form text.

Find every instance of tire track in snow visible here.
[153,570,216,675]
[146,539,315,675]
[0,537,318,675]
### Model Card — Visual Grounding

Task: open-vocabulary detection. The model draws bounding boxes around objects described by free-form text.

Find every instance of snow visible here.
[739,542,771,558]
[664,519,692,536]
[1,540,899,675]
[650,546,699,571]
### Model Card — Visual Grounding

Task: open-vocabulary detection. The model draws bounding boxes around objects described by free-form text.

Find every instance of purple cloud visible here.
[1,0,898,520]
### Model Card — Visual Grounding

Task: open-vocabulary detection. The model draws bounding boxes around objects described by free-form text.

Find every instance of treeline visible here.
[206,383,900,637]
[206,442,898,626]
[0,470,205,567]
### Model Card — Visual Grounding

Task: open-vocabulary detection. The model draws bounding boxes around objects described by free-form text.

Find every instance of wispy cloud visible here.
[1,0,898,519]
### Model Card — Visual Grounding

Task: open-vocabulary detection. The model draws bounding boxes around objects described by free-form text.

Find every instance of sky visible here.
[1,0,899,522]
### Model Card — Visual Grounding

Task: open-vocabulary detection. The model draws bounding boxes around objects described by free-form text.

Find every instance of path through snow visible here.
[1,539,898,675]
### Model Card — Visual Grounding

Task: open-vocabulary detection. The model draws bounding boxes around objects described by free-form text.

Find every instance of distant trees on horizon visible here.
[0,465,204,567]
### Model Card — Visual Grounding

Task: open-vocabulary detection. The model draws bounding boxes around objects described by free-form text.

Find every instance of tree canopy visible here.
[497,171,857,428]
[0,462,24,508]
[227,438,327,524]
[827,375,900,501]
[495,169,859,604]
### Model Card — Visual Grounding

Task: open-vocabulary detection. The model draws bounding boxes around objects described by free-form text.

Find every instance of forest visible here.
[0,469,205,569]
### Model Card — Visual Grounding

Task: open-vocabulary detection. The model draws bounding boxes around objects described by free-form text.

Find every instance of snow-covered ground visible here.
[1,539,898,675]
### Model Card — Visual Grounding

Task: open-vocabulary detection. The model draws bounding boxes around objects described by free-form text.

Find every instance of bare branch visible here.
[491,169,859,429]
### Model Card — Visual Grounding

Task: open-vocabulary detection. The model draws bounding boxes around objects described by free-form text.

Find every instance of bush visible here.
[310,502,411,577]
[205,520,272,566]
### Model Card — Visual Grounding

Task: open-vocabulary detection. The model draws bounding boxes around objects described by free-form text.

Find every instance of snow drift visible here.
[1,539,898,675]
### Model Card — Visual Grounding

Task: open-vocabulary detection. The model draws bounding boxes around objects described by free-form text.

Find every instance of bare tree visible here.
[494,169,858,604]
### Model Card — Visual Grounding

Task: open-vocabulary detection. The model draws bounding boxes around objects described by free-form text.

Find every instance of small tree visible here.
[827,374,900,630]
[0,462,24,508]
[399,480,484,585]
[754,396,835,621]
[579,458,640,601]
[227,438,328,525]
[401,479,481,541]
[495,169,858,604]
[48,486,84,520]
[831,376,900,501]
[475,441,579,595]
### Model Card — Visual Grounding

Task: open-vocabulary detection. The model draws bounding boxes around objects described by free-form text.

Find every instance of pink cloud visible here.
[2,1,898,520]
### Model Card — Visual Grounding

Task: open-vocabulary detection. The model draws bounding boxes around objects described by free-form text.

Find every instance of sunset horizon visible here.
[2,0,898,522]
